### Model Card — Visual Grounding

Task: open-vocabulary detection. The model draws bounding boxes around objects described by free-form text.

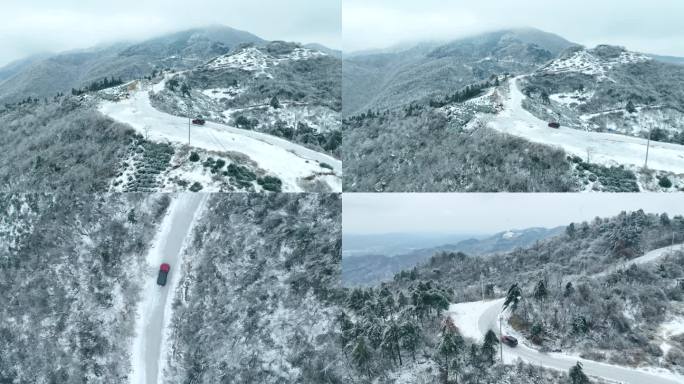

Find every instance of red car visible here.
[501,335,518,347]
[548,122,561,129]
[157,263,170,286]
[192,118,205,125]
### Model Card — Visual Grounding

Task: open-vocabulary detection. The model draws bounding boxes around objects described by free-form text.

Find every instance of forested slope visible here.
[0,99,135,193]
[0,193,170,383]
[163,193,342,383]
[358,211,684,378]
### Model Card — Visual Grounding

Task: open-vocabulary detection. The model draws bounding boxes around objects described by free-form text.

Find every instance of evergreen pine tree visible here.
[381,321,402,366]
[626,100,636,113]
[351,337,372,379]
[569,362,591,384]
[481,329,499,365]
[564,282,575,297]
[270,95,281,109]
[533,280,548,302]
[503,284,522,311]
[438,318,463,382]
[399,320,419,362]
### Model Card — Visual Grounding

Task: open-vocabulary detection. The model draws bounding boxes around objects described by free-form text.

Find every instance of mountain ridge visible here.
[0,25,265,103]
[342,226,564,286]
[342,27,578,115]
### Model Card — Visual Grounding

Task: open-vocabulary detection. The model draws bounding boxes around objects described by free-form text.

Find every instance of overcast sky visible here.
[343,0,684,56]
[0,0,340,67]
[344,194,684,235]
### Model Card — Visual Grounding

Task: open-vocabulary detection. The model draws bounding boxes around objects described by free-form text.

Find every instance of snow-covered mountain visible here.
[0,26,264,104]
[149,41,342,158]
[0,28,341,193]
[344,29,684,192]
[521,45,684,145]
[343,28,576,116]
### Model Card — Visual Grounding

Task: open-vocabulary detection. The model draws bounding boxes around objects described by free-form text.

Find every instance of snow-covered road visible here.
[98,83,341,192]
[449,241,684,384]
[488,77,684,174]
[596,242,684,277]
[130,193,206,384]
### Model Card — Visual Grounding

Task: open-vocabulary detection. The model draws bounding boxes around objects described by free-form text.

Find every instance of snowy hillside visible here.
[343,33,684,192]
[337,211,684,383]
[486,76,684,190]
[541,46,651,80]
[98,76,341,192]
[343,28,576,116]
[342,227,563,286]
[1,193,344,383]
[149,41,342,158]
[0,193,171,383]
[161,193,342,383]
[521,45,684,145]
[206,45,326,76]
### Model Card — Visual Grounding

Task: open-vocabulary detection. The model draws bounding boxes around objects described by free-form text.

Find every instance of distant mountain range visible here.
[342,226,564,286]
[343,232,484,258]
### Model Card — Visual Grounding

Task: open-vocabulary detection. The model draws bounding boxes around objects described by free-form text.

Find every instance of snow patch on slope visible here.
[542,49,650,81]
[206,47,326,78]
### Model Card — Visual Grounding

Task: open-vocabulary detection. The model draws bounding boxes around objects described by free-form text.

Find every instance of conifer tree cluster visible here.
[71,76,124,95]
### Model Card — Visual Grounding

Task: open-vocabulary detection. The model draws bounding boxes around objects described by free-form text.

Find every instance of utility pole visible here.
[187,99,193,146]
[644,123,652,169]
[480,272,485,301]
[499,315,503,362]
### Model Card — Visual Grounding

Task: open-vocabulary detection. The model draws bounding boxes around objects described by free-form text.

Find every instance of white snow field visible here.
[488,77,684,174]
[449,297,684,384]
[130,193,207,384]
[98,81,341,192]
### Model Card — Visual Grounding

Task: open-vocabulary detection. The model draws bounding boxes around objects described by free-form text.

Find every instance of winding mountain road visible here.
[450,244,684,384]
[475,300,681,384]
[130,193,206,384]
[488,77,684,174]
[98,80,341,192]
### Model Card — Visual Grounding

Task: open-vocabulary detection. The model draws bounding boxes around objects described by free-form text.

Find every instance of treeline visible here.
[71,76,124,95]
[392,211,684,293]
[269,120,342,155]
[428,79,499,108]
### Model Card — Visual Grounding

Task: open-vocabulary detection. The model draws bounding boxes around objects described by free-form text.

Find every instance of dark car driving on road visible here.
[157,263,170,286]
[501,335,518,347]
[192,118,205,125]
